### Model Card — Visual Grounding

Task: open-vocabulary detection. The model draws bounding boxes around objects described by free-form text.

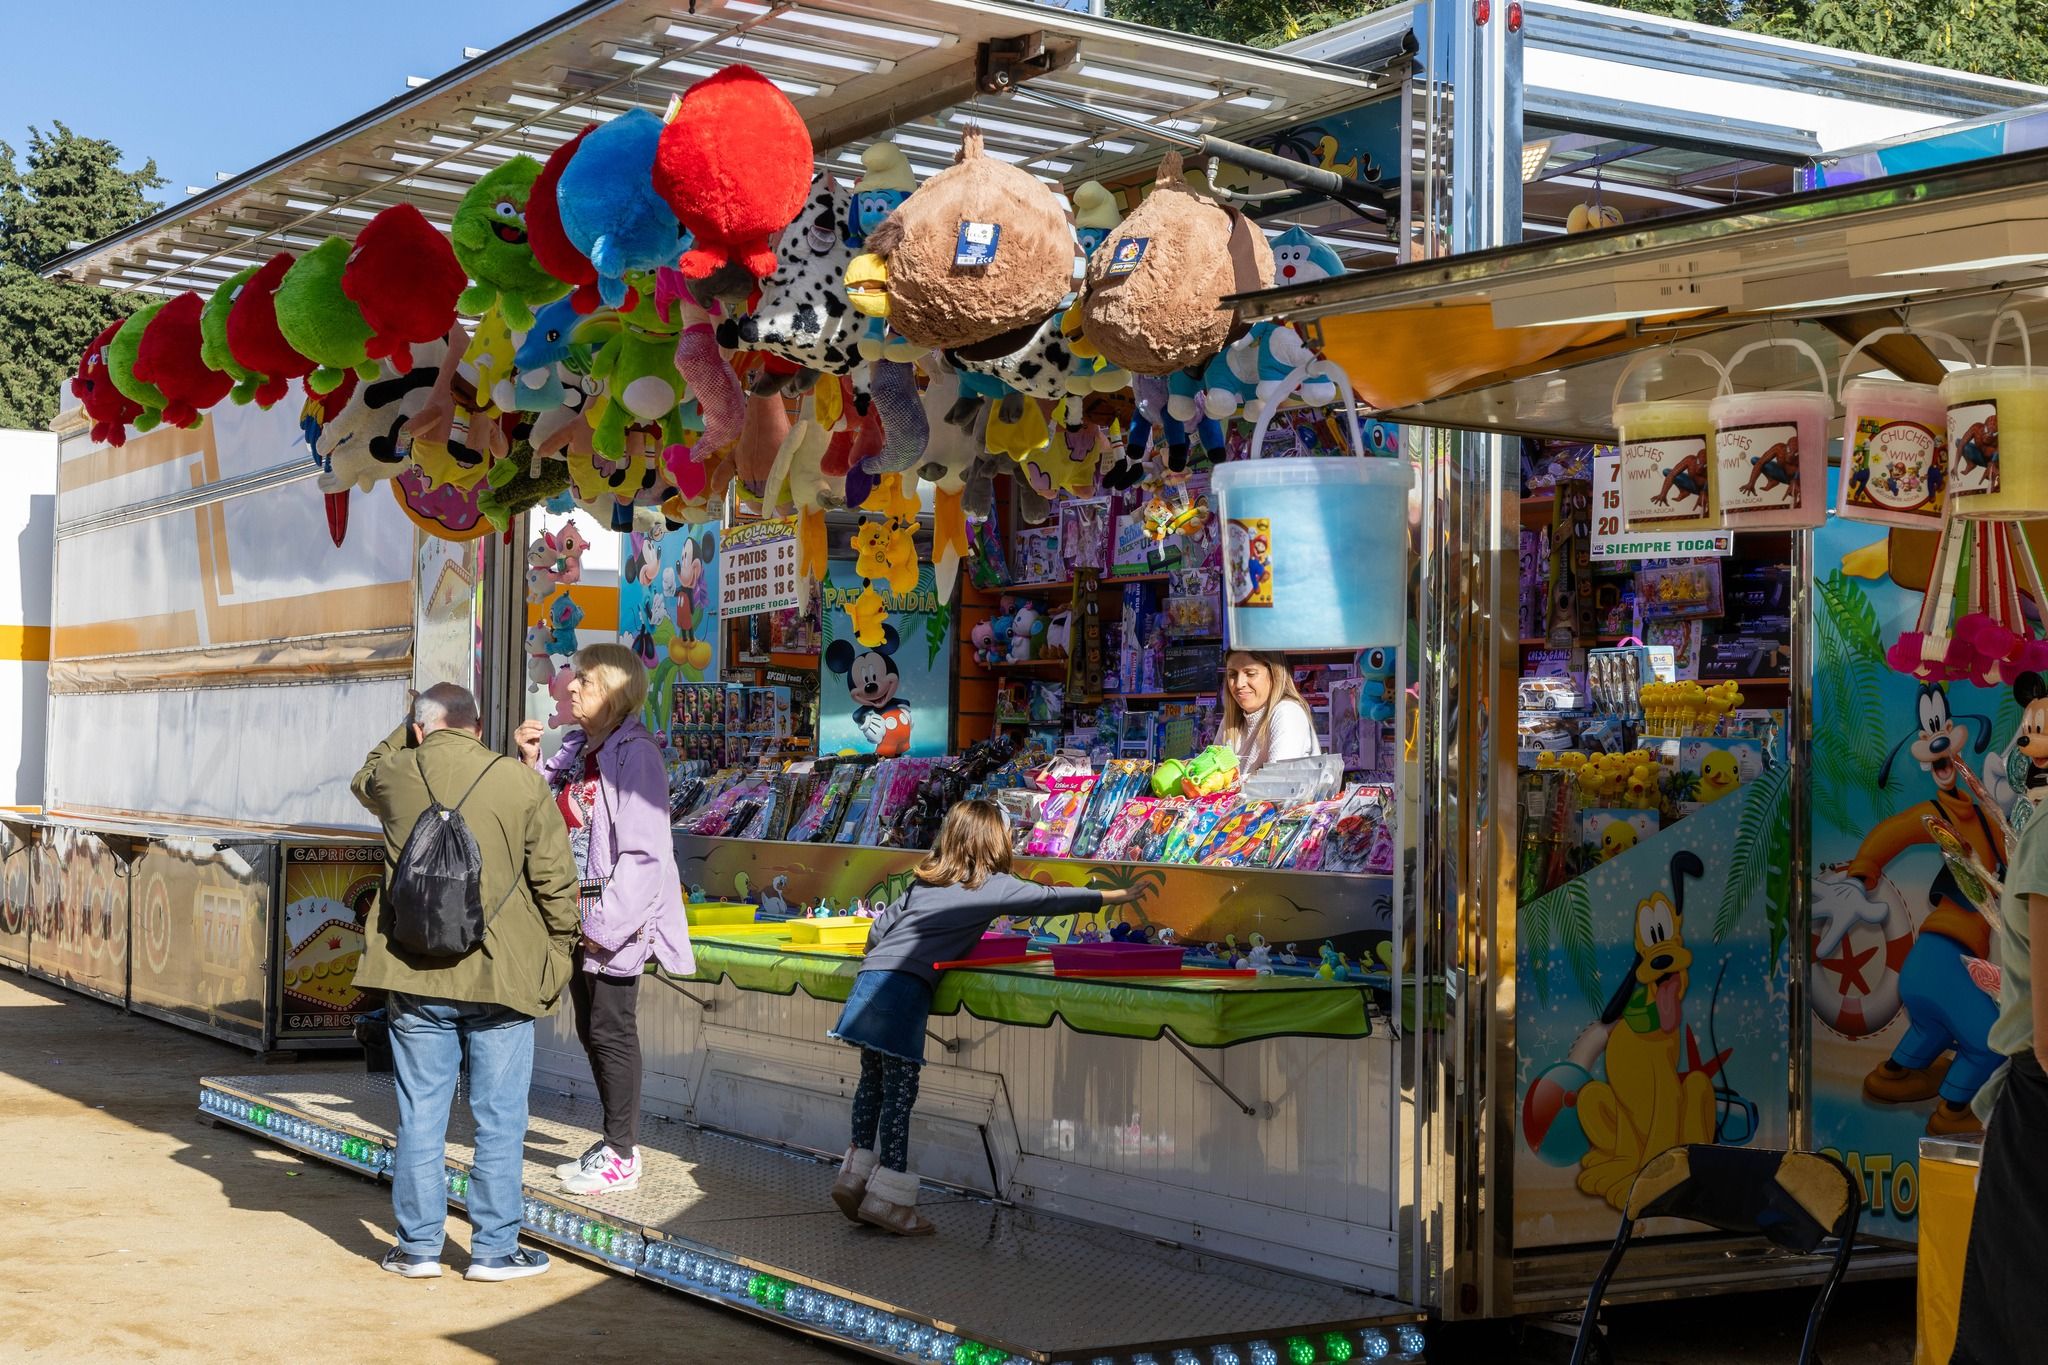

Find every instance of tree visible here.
[1110,0,2048,82]
[0,123,165,431]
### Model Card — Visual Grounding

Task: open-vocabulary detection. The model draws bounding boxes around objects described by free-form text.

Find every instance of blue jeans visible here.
[388,994,534,1259]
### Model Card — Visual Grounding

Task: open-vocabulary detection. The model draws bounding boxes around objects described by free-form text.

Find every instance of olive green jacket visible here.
[350,724,579,1018]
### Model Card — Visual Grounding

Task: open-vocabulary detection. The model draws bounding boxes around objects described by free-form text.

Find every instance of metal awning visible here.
[1235,143,2048,441]
[43,0,1395,297]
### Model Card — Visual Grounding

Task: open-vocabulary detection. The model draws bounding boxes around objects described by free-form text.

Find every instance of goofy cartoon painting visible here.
[1837,681,2001,1135]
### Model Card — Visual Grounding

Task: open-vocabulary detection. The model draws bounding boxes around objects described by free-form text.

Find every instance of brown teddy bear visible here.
[1080,152,1275,376]
[845,128,1073,351]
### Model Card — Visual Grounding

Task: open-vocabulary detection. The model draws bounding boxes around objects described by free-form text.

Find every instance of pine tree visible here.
[0,123,165,431]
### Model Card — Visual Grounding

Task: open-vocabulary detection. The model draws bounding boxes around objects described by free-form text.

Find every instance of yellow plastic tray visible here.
[786,916,873,946]
[692,922,793,940]
[685,901,759,927]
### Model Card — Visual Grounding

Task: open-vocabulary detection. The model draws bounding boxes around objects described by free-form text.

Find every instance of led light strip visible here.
[197,1087,1426,1365]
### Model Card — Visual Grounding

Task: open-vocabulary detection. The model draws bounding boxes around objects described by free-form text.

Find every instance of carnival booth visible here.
[18,0,2048,1359]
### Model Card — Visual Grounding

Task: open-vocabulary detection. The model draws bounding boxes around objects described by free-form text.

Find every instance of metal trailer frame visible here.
[28,0,2048,1339]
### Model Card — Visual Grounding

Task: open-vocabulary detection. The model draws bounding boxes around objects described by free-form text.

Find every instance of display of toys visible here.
[1535,748,1665,810]
[1639,679,1746,736]
[1151,744,1238,797]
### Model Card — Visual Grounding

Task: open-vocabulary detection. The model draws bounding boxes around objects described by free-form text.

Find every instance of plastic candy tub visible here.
[685,901,760,927]
[1048,942,1184,974]
[1213,456,1411,651]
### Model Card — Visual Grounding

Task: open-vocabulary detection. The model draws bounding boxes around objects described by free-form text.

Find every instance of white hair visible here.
[413,683,480,734]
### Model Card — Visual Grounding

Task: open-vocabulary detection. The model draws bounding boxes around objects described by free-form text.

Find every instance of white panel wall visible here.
[0,429,56,808]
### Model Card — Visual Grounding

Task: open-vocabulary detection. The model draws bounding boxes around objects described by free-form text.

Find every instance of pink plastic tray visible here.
[1047,942,1184,974]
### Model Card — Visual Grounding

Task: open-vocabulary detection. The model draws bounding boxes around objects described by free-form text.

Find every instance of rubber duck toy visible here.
[1317,942,1343,980]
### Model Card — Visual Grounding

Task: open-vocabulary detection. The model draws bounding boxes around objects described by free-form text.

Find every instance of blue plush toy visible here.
[555,109,690,310]
[1356,645,1396,722]
[511,296,586,412]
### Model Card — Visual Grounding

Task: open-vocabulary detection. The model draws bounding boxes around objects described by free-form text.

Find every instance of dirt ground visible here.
[0,968,1921,1365]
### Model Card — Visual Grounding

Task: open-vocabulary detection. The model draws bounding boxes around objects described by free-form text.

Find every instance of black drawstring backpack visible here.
[387,755,515,957]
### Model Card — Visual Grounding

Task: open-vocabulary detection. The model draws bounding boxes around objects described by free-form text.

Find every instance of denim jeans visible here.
[388,993,534,1259]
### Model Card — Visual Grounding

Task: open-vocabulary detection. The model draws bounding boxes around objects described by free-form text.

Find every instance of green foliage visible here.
[1714,761,1790,947]
[1109,0,2048,79]
[0,122,163,430]
[1813,569,1901,836]
[1522,873,1604,1013]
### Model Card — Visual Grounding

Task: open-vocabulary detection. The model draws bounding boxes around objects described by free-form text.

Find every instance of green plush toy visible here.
[200,265,262,405]
[453,156,568,333]
[477,444,571,531]
[273,236,379,394]
[106,300,170,432]
[1152,745,1239,798]
[573,279,687,459]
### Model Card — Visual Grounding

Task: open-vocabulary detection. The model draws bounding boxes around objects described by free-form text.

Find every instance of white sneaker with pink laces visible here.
[560,1144,640,1195]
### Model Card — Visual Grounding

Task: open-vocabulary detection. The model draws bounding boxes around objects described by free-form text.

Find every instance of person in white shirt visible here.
[1218,650,1320,775]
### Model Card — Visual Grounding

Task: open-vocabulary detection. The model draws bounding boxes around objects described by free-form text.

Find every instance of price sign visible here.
[1591,453,1731,561]
[719,517,801,618]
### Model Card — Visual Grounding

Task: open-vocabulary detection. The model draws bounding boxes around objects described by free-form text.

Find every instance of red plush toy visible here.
[529,124,617,315]
[72,319,144,447]
[133,291,234,428]
[342,204,466,373]
[227,253,316,408]
[653,65,813,309]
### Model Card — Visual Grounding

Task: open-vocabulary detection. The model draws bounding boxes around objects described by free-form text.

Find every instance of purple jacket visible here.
[540,717,694,978]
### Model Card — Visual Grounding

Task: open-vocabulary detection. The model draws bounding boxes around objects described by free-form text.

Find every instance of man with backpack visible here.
[351,683,579,1282]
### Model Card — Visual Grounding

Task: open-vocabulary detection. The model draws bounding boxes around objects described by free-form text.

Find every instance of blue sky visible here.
[1,0,569,207]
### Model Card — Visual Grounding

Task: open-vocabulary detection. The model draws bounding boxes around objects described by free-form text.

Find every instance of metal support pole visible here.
[1164,1033,1262,1118]
[652,972,718,1012]
[924,1028,960,1054]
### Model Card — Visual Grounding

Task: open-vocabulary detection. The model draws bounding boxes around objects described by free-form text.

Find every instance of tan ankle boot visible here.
[857,1165,935,1236]
[832,1148,878,1222]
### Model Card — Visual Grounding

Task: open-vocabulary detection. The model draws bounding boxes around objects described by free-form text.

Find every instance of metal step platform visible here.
[198,1074,1426,1365]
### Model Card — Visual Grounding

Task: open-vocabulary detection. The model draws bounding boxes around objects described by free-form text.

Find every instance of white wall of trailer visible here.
[0,429,55,809]
[47,393,413,831]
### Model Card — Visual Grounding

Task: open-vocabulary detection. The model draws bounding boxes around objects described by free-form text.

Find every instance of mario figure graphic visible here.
[1836,681,2001,1135]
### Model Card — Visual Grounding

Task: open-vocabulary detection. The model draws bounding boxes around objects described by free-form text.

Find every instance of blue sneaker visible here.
[380,1247,442,1279]
[466,1247,551,1282]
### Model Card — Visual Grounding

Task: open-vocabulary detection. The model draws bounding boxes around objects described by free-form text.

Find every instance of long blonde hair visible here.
[914,800,1012,889]
[1217,651,1307,755]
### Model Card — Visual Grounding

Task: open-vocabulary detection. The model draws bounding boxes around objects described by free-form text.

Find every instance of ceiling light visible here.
[1544,173,1718,209]
[1520,139,1551,182]
[1848,217,2048,278]
[660,22,884,73]
[1075,63,1219,101]
[1490,261,1739,328]
[947,112,1091,146]
[721,1,951,48]
[606,49,824,98]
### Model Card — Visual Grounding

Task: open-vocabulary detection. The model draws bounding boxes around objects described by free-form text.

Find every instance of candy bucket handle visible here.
[1835,326,1977,394]
[1610,347,1728,413]
[1720,337,1830,399]
[1985,307,2036,371]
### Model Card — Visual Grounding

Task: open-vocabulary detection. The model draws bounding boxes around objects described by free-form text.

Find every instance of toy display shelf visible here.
[995,572,1175,595]
[196,1075,1426,1364]
[677,931,1374,1049]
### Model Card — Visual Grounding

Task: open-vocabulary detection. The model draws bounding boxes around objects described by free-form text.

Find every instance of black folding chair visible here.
[1570,1145,1862,1365]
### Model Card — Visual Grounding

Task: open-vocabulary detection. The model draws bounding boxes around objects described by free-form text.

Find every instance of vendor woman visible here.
[1218,650,1320,775]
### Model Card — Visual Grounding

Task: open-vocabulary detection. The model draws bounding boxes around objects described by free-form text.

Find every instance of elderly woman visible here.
[515,642,691,1196]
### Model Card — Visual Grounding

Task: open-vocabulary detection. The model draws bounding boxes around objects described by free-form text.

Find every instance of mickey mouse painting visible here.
[826,624,912,756]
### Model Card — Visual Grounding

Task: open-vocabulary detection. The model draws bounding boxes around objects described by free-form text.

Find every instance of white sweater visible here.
[1232,699,1320,774]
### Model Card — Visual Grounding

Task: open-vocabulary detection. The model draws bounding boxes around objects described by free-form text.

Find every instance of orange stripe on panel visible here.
[58,423,206,493]
[527,585,620,634]
[52,615,204,657]
[0,626,52,662]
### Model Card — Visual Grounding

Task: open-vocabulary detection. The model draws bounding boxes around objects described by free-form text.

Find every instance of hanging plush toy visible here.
[464,304,520,419]
[341,203,468,375]
[1566,203,1623,234]
[274,237,380,393]
[72,319,143,446]
[105,300,170,432]
[527,124,608,314]
[200,265,262,405]
[1082,152,1274,375]
[452,155,568,331]
[733,171,865,380]
[226,252,316,407]
[846,128,1074,351]
[948,307,1074,403]
[574,285,687,461]
[735,389,791,493]
[848,143,920,363]
[1062,180,1129,396]
[654,64,814,311]
[311,363,436,493]
[864,358,929,474]
[657,271,744,462]
[133,290,232,428]
[557,109,689,310]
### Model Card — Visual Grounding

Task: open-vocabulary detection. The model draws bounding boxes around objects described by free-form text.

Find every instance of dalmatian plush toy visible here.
[732,172,865,383]
[945,305,1076,423]
[310,363,439,494]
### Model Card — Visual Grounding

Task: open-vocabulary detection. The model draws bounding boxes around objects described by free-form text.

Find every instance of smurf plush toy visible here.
[342,203,468,374]
[73,319,143,446]
[556,108,688,310]
[848,143,920,363]
[452,155,569,331]
[225,252,317,408]
[654,64,814,311]
[273,237,379,394]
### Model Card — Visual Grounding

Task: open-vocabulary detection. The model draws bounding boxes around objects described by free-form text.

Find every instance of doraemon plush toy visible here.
[556,109,689,310]
[1268,225,1344,290]
[826,622,912,756]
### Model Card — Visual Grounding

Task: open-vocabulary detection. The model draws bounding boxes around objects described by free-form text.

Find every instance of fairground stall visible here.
[15,0,2044,1358]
